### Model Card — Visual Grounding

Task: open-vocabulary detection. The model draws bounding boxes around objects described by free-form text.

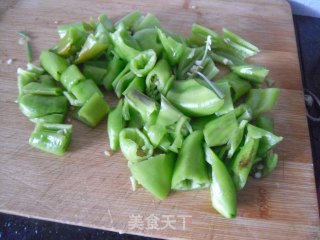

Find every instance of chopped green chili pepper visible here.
[119,128,154,163]
[231,138,260,191]
[157,28,186,65]
[204,111,238,147]
[98,14,114,32]
[127,107,144,129]
[231,64,269,84]
[130,49,157,77]
[261,151,278,177]
[63,91,82,107]
[115,11,141,30]
[222,28,259,53]
[74,33,109,64]
[113,71,136,97]
[30,114,65,124]
[60,65,85,91]
[214,82,234,116]
[103,55,126,91]
[39,74,55,87]
[177,47,203,79]
[19,94,68,119]
[205,146,237,218]
[167,79,224,117]
[190,115,217,131]
[83,63,108,85]
[246,124,283,157]
[110,24,140,61]
[122,76,146,95]
[70,79,103,104]
[40,50,68,81]
[128,153,175,200]
[124,90,159,125]
[29,123,72,155]
[245,88,280,117]
[57,22,90,39]
[107,99,125,151]
[146,96,191,150]
[171,131,210,191]
[17,68,39,95]
[216,73,252,101]
[133,28,163,56]
[53,27,86,57]
[226,120,248,159]
[146,58,174,100]
[255,116,274,133]
[132,13,160,32]
[75,93,109,127]
[22,82,62,96]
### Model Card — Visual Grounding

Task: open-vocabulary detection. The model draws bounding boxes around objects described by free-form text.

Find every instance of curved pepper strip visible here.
[53,27,86,57]
[171,131,210,191]
[75,21,110,63]
[246,124,283,157]
[107,99,125,151]
[205,146,237,219]
[157,28,186,65]
[231,64,269,84]
[216,73,252,102]
[146,96,191,151]
[214,82,234,116]
[110,24,140,62]
[17,68,38,95]
[124,90,159,125]
[40,50,68,81]
[19,94,68,119]
[231,138,260,191]
[29,123,72,155]
[204,111,239,147]
[22,82,62,96]
[119,128,154,163]
[132,13,160,32]
[190,24,257,60]
[133,28,163,56]
[130,49,157,77]
[176,47,203,80]
[245,88,280,118]
[115,11,141,30]
[167,79,224,117]
[226,120,248,159]
[146,58,174,100]
[30,114,65,124]
[103,55,126,91]
[190,115,217,131]
[128,153,175,200]
[123,76,145,96]
[222,28,259,53]
[83,62,108,85]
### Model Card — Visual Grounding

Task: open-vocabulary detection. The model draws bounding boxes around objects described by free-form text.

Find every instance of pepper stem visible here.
[18,31,33,63]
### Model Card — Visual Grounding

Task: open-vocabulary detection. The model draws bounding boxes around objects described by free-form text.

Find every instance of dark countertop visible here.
[0,14,319,240]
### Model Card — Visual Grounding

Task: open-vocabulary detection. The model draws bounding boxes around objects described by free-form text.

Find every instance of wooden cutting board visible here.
[0,0,319,239]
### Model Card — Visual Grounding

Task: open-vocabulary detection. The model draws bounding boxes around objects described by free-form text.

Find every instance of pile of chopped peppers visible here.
[17,12,283,218]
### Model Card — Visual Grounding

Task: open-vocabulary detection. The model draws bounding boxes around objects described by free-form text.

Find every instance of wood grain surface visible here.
[0,0,319,239]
